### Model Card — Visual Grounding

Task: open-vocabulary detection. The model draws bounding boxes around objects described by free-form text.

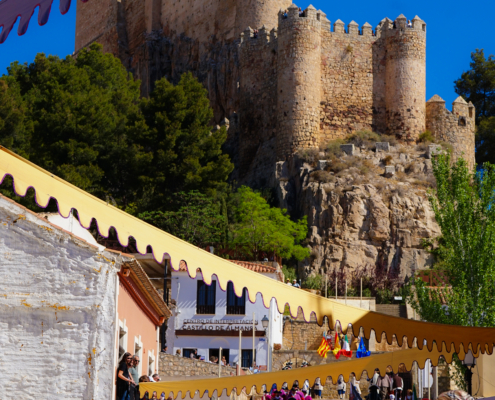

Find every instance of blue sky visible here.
[0,0,493,106]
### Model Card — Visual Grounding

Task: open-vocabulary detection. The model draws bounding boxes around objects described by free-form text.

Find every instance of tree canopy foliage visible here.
[229,186,310,261]
[407,154,495,327]
[0,45,309,264]
[0,44,233,212]
[454,49,495,164]
[139,191,227,249]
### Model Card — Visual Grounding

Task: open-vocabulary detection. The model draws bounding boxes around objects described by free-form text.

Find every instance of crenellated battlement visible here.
[238,3,426,40]
[426,95,475,168]
[76,0,475,181]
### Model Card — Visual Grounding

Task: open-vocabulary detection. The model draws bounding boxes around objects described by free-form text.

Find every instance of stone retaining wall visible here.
[159,353,237,377]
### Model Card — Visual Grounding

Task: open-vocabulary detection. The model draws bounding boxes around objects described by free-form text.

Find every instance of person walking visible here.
[350,372,361,396]
[313,377,323,400]
[380,372,393,400]
[337,376,346,399]
[392,373,403,400]
[117,352,135,400]
[368,369,381,400]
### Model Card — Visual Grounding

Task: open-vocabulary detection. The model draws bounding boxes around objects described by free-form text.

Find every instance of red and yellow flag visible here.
[317,335,331,358]
[332,333,342,357]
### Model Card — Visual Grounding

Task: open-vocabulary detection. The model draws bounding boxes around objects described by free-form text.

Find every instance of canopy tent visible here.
[0,0,84,44]
[0,145,494,396]
[138,345,473,398]
[0,146,493,357]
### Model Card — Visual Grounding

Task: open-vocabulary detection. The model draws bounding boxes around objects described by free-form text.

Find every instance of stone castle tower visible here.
[75,1,475,182]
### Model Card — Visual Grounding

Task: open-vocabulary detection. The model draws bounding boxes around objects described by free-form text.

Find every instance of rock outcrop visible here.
[276,142,441,281]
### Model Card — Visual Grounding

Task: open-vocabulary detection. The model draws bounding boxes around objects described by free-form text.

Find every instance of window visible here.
[459,116,467,126]
[226,282,246,315]
[197,280,216,314]
[148,351,155,375]
[209,348,230,364]
[118,320,128,359]
[134,336,143,376]
[183,348,197,358]
[241,349,256,368]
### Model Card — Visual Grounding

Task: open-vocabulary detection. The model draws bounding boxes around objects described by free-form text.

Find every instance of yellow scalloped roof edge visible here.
[1,146,494,357]
[139,344,467,398]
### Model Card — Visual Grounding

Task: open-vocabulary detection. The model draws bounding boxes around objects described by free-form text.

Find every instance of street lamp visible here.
[462,349,476,395]
[261,315,270,372]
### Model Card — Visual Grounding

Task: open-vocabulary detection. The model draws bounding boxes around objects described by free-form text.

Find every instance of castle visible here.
[75,0,475,182]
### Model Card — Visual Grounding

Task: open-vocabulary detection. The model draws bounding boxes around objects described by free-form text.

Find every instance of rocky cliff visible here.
[276,140,442,284]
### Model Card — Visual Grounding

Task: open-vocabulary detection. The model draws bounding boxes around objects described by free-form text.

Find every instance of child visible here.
[337,376,346,399]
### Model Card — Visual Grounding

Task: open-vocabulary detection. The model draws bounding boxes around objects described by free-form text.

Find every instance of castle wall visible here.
[75,0,119,55]
[319,22,377,142]
[384,16,426,141]
[160,0,237,41]
[426,95,476,168]
[276,5,322,159]
[238,27,279,179]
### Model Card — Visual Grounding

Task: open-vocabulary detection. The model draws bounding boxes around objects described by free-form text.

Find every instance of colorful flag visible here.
[332,333,342,357]
[340,334,353,358]
[317,334,331,358]
[356,337,371,358]
[334,333,352,359]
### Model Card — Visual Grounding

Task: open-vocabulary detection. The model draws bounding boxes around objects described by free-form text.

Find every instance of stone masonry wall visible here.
[75,2,475,185]
[426,95,476,169]
[159,353,237,377]
[276,5,323,159]
[319,22,375,142]
[384,17,426,141]
[238,28,279,179]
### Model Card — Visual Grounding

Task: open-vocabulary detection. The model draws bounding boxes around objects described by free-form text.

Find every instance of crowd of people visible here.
[118,349,408,400]
[368,369,407,400]
[117,352,165,400]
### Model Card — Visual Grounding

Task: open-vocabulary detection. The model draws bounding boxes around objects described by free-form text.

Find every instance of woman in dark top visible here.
[117,352,135,400]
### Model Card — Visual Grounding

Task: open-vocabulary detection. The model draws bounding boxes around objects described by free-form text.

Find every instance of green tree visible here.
[0,44,147,208]
[139,73,234,211]
[407,154,495,388]
[454,49,495,121]
[454,49,495,165]
[408,154,495,326]
[474,116,495,165]
[0,46,233,214]
[138,191,226,248]
[229,186,309,261]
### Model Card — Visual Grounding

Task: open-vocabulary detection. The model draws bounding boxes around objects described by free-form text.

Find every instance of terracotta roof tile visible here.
[177,260,276,273]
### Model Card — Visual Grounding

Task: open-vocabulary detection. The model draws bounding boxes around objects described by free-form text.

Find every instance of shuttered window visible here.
[226,281,246,315]
[196,280,216,314]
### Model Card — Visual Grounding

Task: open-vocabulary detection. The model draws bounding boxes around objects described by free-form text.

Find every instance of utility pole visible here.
[238,330,242,375]
[252,312,255,368]
[218,347,222,377]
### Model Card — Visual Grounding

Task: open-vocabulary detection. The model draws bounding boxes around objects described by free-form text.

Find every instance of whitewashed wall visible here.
[0,197,121,399]
[166,271,283,367]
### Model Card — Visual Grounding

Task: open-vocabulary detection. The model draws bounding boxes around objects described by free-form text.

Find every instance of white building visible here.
[0,195,169,399]
[166,261,284,370]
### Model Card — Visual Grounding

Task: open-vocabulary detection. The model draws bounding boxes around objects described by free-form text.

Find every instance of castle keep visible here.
[75,1,475,180]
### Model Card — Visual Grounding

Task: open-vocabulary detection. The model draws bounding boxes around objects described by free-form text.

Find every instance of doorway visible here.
[209,348,230,364]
